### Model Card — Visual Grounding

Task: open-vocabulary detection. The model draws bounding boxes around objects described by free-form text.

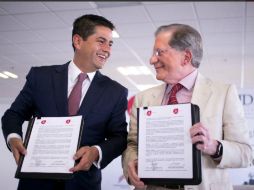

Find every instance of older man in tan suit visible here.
[122,23,252,190]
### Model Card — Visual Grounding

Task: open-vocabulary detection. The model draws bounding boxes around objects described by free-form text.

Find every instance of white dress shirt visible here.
[161,69,198,105]
[68,60,102,168]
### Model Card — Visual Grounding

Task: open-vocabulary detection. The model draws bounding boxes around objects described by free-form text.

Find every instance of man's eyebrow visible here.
[97,36,113,44]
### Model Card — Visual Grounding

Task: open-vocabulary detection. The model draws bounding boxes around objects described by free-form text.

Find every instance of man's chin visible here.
[96,62,105,69]
[96,65,104,70]
[155,74,163,81]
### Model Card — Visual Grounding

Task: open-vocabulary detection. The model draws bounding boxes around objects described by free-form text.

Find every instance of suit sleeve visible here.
[99,87,128,169]
[1,67,36,143]
[218,84,252,168]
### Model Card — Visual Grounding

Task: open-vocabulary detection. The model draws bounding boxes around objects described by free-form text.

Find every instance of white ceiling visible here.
[0,1,253,103]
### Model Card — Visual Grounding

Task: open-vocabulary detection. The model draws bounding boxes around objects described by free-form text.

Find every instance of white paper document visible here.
[138,104,193,179]
[20,116,83,174]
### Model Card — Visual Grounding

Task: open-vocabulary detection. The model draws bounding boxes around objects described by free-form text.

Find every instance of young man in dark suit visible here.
[2,14,128,190]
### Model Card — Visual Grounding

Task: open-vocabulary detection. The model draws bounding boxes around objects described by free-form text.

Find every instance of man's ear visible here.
[182,49,192,65]
[72,34,83,50]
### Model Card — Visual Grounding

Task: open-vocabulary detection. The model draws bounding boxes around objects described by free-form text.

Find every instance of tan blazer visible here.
[122,73,252,190]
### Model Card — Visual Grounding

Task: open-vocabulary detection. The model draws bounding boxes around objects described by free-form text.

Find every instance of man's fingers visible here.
[192,134,205,144]
[70,162,82,172]
[12,148,21,164]
[73,147,87,160]
[70,146,98,172]
[16,142,27,155]
[9,138,27,164]
[70,154,91,172]
[190,122,208,137]
[127,160,145,188]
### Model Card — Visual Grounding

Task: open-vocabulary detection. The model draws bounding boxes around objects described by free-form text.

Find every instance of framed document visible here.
[137,103,201,186]
[15,115,84,180]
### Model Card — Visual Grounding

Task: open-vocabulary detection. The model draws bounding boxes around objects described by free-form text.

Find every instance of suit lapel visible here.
[149,83,167,106]
[53,62,69,116]
[78,71,106,117]
[191,73,212,115]
[143,74,212,112]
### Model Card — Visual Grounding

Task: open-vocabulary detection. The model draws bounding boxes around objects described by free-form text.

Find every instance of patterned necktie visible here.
[167,83,183,104]
[68,73,87,116]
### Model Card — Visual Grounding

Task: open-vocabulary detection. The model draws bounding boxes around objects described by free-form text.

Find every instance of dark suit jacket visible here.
[1,62,128,190]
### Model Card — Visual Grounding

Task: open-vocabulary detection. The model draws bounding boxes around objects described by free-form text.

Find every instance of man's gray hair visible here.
[155,24,203,68]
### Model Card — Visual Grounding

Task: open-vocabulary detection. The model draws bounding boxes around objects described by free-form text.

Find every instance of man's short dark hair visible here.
[72,14,115,51]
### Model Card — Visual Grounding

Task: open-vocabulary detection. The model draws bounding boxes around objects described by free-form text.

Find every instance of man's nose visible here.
[150,54,158,65]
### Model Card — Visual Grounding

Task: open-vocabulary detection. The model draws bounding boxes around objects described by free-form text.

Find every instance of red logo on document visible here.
[147,110,152,116]
[173,108,179,114]
[66,119,71,124]
[41,120,46,124]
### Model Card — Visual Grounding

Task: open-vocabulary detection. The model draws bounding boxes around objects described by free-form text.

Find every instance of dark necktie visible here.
[68,73,87,116]
[167,83,183,104]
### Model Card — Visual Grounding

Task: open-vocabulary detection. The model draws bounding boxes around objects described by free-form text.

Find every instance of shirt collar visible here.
[68,60,96,82]
[166,69,198,94]
[180,69,198,91]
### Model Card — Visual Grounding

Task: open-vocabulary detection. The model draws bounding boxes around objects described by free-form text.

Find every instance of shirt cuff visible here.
[7,133,22,150]
[92,145,102,169]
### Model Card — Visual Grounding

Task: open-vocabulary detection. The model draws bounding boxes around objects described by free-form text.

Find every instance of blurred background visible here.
[0,1,253,101]
[0,1,253,190]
